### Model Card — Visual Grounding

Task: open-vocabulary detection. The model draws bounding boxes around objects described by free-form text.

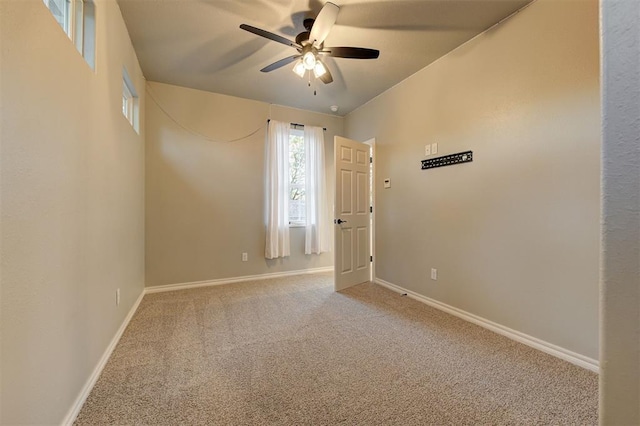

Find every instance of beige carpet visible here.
[75,273,598,425]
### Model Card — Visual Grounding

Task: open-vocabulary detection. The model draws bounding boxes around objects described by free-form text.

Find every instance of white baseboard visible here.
[61,289,145,426]
[375,278,599,373]
[70,269,587,424]
[144,266,334,294]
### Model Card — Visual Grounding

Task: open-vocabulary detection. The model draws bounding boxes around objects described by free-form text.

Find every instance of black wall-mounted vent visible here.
[421,151,473,170]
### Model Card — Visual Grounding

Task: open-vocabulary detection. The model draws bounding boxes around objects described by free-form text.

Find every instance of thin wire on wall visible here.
[145,82,269,143]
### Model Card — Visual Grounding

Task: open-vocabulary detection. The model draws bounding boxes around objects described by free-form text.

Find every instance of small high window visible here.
[42,0,95,69]
[76,0,96,69]
[122,67,140,133]
[44,0,70,33]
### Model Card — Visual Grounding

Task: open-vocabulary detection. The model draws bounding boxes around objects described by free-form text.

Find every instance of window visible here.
[122,67,139,133]
[78,0,96,69]
[42,0,95,69]
[289,127,305,226]
[265,120,328,258]
[122,78,133,119]
[44,0,70,34]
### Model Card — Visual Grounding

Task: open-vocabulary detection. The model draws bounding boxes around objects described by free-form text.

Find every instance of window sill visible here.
[289,223,306,228]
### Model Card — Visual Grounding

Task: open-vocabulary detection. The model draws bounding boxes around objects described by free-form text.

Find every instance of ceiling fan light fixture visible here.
[293,61,306,78]
[302,51,317,70]
[313,61,327,78]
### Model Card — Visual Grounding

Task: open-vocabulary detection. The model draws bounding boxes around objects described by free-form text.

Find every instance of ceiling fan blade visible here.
[240,24,299,48]
[309,2,340,47]
[260,55,301,73]
[319,65,333,84]
[323,46,380,59]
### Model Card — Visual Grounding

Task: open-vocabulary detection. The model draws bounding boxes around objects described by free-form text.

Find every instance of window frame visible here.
[122,82,134,122]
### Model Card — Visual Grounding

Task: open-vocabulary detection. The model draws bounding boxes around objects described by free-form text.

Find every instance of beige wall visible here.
[145,82,341,287]
[0,0,145,423]
[600,0,640,423]
[345,0,600,360]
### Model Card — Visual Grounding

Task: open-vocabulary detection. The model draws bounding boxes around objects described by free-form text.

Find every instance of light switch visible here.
[431,143,438,155]
[424,144,431,156]
[384,178,391,189]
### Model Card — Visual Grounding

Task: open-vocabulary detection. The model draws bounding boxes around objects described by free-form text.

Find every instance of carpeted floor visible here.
[75,273,598,425]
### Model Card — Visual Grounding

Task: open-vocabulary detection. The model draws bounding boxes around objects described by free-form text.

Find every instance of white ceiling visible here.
[117,0,532,116]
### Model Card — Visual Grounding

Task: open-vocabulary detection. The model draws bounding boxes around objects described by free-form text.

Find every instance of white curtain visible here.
[304,125,330,254]
[265,120,291,259]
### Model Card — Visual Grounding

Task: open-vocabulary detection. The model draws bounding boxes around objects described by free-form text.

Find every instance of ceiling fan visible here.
[239,2,379,85]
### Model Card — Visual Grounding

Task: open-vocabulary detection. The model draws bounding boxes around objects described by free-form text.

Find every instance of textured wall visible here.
[145,82,342,287]
[600,0,640,423]
[345,0,600,360]
[0,0,145,423]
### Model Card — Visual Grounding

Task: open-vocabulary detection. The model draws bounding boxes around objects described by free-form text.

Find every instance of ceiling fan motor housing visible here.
[303,18,315,31]
[295,31,311,46]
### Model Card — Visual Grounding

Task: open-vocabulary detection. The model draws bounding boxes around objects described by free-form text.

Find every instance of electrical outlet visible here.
[116,288,120,306]
[424,144,431,156]
[430,268,437,280]
[242,252,248,262]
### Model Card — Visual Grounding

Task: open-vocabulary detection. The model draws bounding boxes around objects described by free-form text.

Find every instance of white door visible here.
[334,136,371,291]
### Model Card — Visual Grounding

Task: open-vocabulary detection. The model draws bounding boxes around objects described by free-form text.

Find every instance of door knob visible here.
[334,219,347,224]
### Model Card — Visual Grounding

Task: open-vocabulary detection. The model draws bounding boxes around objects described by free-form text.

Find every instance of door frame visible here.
[364,138,376,283]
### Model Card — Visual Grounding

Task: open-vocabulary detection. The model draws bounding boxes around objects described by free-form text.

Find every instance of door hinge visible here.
[370,157,373,164]
[370,206,373,213]
[370,256,373,262]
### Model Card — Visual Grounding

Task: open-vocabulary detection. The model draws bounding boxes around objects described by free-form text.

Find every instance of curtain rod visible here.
[267,119,326,131]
